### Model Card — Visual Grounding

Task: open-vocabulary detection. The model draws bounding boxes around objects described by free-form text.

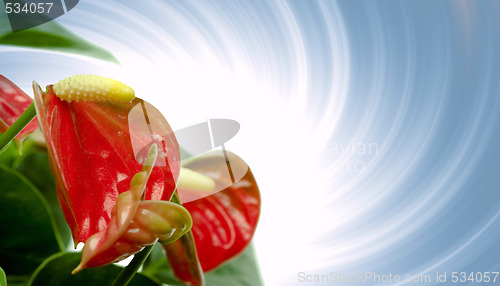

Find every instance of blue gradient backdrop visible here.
[1,1,499,285]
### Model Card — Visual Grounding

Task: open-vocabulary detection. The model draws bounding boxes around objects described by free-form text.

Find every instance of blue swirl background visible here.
[1,1,500,285]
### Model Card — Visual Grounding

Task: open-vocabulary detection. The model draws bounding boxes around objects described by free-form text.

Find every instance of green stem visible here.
[111,244,154,286]
[0,103,36,150]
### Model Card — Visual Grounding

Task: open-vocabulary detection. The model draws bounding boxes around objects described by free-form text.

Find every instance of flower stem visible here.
[111,244,154,286]
[0,103,36,150]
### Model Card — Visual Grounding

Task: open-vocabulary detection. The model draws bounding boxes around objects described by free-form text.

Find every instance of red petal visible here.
[75,145,157,271]
[0,75,39,140]
[33,82,180,244]
[165,150,260,283]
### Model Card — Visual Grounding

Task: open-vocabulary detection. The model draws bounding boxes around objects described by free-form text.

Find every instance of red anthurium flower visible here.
[164,150,261,285]
[32,75,182,269]
[75,144,192,272]
[0,75,39,141]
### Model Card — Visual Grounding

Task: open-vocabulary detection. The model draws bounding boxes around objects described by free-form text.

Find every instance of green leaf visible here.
[205,244,264,286]
[0,136,72,248]
[0,5,119,64]
[0,134,45,168]
[142,243,183,286]
[29,252,160,286]
[0,140,20,168]
[0,267,7,286]
[0,165,63,283]
[14,147,72,248]
[142,242,264,286]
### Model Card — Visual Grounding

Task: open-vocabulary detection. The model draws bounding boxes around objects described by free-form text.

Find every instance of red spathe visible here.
[33,84,180,244]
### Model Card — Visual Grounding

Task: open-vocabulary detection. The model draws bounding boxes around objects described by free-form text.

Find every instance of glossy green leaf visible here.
[14,147,72,248]
[0,134,45,168]
[142,243,184,286]
[0,7,118,64]
[29,252,159,286]
[205,244,263,286]
[0,267,7,286]
[0,165,63,282]
[142,242,263,286]
[0,140,20,168]
[0,136,72,248]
